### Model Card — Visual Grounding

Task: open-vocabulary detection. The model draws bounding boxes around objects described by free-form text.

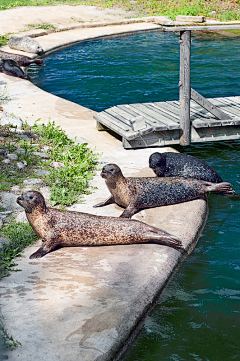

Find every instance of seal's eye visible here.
[29,195,33,199]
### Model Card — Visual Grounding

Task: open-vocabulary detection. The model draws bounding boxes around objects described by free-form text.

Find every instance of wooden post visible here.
[179,30,191,146]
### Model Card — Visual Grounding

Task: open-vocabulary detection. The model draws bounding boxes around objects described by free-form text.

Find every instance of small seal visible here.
[149,152,222,183]
[94,164,234,218]
[0,59,29,80]
[17,191,183,259]
[8,36,44,55]
[0,50,44,67]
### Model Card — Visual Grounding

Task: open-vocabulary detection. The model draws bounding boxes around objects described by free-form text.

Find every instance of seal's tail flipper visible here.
[206,182,235,196]
[149,230,183,251]
[34,59,45,66]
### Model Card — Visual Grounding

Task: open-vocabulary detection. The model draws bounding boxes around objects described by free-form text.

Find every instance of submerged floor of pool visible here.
[29,31,240,361]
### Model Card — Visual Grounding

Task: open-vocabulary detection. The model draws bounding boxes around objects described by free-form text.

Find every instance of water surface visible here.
[29,32,240,361]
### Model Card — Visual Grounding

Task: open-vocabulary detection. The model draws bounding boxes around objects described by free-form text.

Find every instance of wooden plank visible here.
[128,103,181,129]
[222,97,240,109]
[179,30,191,145]
[105,108,154,135]
[122,129,181,149]
[212,98,240,119]
[208,98,240,119]
[152,102,180,122]
[191,88,232,120]
[117,104,168,131]
[163,25,240,32]
[94,113,140,140]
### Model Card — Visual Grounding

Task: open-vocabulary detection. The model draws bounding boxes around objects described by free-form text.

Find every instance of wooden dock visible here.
[95,24,240,148]
[94,95,240,148]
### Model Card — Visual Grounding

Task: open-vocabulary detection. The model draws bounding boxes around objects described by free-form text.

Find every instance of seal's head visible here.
[17,191,46,213]
[149,152,166,177]
[101,164,123,182]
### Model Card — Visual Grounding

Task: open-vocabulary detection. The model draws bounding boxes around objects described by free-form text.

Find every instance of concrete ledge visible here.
[0,20,208,361]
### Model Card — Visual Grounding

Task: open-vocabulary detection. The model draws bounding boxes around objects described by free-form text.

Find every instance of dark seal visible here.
[149,152,223,183]
[17,191,183,259]
[94,164,234,218]
[0,50,44,67]
[0,59,29,80]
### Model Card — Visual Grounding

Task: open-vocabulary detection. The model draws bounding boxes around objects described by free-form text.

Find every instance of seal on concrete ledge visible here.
[16,191,183,259]
[149,152,223,183]
[0,59,29,80]
[0,50,44,67]
[93,164,234,218]
[8,36,44,55]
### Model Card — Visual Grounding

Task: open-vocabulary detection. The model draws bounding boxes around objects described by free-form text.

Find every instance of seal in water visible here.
[149,152,223,183]
[0,50,44,67]
[0,59,29,80]
[17,191,183,259]
[8,36,44,55]
[93,164,234,218]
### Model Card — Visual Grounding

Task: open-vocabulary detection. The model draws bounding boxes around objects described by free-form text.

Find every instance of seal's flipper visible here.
[93,195,115,208]
[205,182,235,196]
[120,204,139,218]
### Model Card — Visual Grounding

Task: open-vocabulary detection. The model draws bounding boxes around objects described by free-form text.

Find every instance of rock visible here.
[23,178,45,185]
[17,162,27,169]
[175,15,206,23]
[11,185,20,192]
[0,149,7,156]
[7,153,18,161]
[32,151,50,159]
[34,169,51,176]
[15,211,28,223]
[2,159,10,164]
[0,192,22,211]
[16,148,26,155]
[209,11,216,17]
[0,211,12,219]
[0,237,10,247]
[0,219,2,229]
[0,116,22,129]
[50,161,64,169]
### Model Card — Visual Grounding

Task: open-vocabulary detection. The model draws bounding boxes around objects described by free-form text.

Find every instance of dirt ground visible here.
[0,4,138,35]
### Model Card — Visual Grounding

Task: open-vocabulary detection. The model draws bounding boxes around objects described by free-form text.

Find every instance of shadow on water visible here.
[29,32,240,361]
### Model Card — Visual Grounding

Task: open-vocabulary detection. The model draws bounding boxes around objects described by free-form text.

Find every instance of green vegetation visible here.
[0,34,9,46]
[0,0,240,21]
[27,23,56,31]
[0,314,21,350]
[0,220,38,279]
[30,120,99,206]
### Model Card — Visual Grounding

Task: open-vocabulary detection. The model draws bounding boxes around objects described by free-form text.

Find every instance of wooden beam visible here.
[163,24,240,32]
[191,88,232,120]
[179,30,191,146]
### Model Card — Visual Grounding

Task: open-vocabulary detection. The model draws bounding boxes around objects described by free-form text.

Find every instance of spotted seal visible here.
[149,152,223,183]
[93,164,234,218]
[0,50,44,67]
[0,59,29,80]
[8,36,44,55]
[16,191,183,259]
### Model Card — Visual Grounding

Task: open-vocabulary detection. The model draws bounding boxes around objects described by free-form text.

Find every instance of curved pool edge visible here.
[0,22,208,361]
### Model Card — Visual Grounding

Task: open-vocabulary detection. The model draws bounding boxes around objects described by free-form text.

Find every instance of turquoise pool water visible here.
[29,32,240,361]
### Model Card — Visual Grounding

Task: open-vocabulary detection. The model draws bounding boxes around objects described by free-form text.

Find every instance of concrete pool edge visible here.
[0,22,209,361]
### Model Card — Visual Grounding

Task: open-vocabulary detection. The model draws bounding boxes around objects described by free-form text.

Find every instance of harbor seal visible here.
[0,59,29,80]
[93,164,234,218]
[0,50,44,67]
[16,191,183,259]
[149,152,223,183]
[8,36,44,55]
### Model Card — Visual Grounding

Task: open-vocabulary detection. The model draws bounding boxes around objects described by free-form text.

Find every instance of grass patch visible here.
[0,34,10,47]
[0,119,99,205]
[27,23,56,31]
[30,120,99,206]
[0,0,240,21]
[0,219,38,351]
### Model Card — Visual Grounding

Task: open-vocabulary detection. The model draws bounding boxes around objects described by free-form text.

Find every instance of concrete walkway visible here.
[0,6,208,361]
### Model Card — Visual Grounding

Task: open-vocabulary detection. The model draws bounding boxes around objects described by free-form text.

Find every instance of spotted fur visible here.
[17,191,183,258]
[94,164,234,218]
[149,152,223,183]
